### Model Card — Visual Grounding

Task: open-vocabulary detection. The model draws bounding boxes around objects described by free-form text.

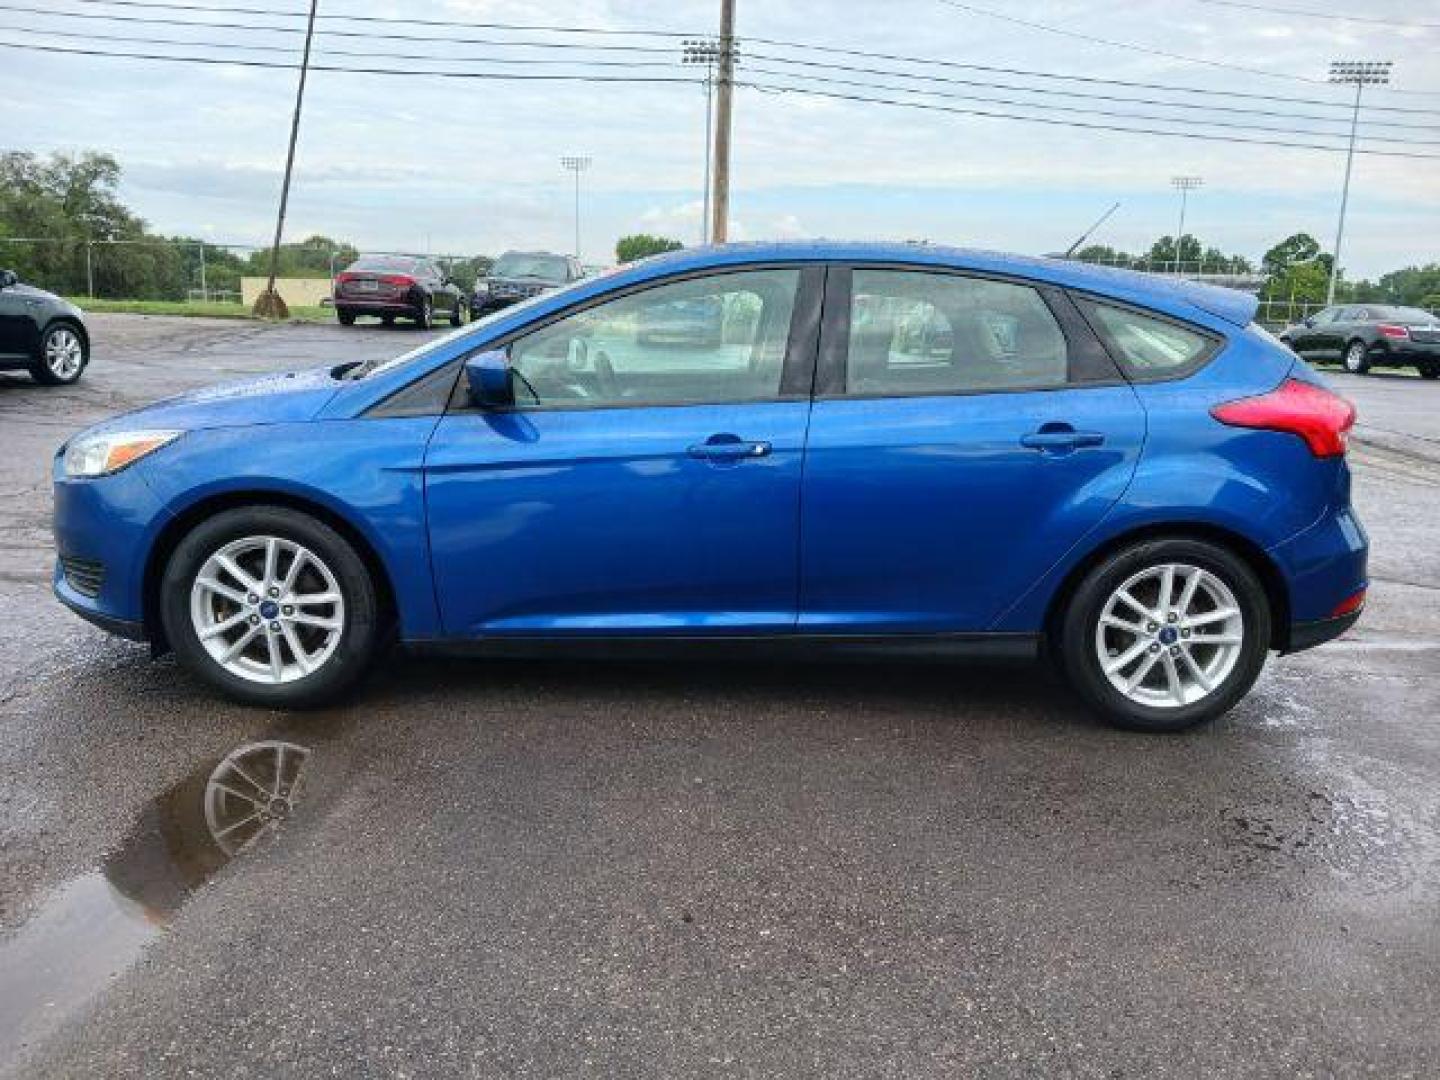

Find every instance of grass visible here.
[66,298,335,323]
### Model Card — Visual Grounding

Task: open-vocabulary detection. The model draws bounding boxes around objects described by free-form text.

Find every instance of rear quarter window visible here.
[1079,299,1219,379]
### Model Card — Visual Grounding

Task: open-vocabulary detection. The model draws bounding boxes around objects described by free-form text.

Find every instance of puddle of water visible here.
[0,740,311,1066]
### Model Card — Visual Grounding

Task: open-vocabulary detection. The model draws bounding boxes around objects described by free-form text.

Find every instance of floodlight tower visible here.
[560,155,592,261]
[1326,60,1392,304]
[1171,176,1203,273]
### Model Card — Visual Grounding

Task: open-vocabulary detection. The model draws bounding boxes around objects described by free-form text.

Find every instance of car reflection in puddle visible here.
[0,740,312,1064]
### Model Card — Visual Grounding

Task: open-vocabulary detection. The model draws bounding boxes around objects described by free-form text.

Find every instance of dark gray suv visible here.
[472,251,585,318]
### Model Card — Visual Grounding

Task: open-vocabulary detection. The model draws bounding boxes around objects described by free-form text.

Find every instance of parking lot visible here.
[1,314,1438,1076]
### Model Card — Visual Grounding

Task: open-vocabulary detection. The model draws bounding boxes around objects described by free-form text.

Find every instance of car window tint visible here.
[844,270,1067,396]
[1083,302,1213,374]
[508,268,800,408]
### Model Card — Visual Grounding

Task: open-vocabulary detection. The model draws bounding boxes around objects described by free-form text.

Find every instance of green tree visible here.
[615,234,683,263]
[1261,233,1324,277]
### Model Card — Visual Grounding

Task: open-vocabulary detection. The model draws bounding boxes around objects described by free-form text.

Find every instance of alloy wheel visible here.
[45,327,84,379]
[189,535,345,685]
[1344,343,1367,373]
[1093,562,1244,709]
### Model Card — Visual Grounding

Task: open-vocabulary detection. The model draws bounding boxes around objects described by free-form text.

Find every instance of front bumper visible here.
[52,454,171,640]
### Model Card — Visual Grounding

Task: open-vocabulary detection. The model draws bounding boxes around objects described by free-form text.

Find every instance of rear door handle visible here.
[1020,429,1105,451]
[687,437,772,460]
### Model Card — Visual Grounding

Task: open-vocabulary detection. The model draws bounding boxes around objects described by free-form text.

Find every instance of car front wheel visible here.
[1059,538,1271,732]
[30,323,87,385]
[160,506,382,707]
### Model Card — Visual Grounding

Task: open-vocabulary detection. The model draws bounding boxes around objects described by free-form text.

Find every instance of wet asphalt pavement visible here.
[1,315,1438,1077]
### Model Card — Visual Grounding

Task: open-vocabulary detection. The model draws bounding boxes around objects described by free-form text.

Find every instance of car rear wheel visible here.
[1419,363,1439,380]
[1343,340,1370,374]
[1059,538,1271,732]
[337,309,356,326]
[160,506,382,708]
[415,297,433,330]
[30,323,87,385]
[449,296,464,327]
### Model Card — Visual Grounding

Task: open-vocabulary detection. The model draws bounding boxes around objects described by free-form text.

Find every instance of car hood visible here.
[89,366,341,434]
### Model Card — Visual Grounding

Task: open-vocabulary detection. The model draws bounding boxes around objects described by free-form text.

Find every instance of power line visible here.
[740,81,1440,160]
[740,64,1440,145]
[1186,0,1440,31]
[12,0,1440,115]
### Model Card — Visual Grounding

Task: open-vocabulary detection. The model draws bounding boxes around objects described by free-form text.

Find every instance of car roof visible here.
[611,241,1259,328]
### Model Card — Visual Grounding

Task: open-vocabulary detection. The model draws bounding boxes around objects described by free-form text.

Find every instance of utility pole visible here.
[710,0,736,244]
[681,39,720,244]
[1326,60,1391,306]
[255,0,320,319]
[1170,176,1202,274]
[560,156,591,261]
[198,242,208,302]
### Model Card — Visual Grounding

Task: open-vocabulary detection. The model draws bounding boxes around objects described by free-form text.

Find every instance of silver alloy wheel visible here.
[45,327,84,379]
[1094,562,1245,709]
[1344,342,1367,373]
[189,535,345,685]
[204,740,311,855]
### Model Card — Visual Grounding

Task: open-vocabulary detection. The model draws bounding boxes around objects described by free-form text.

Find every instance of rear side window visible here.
[1081,301,1216,377]
[844,270,1068,396]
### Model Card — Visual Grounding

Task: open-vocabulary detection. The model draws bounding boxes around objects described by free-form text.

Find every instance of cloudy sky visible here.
[4,0,1438,277]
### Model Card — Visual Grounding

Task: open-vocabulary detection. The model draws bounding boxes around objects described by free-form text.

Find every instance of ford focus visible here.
[52,243,1366,732]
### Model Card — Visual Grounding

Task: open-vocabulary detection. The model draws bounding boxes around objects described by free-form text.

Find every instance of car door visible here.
[424,265,821,636]
[798,266,1147,633]
[0,275,36,358]
[1320,307,1363,358]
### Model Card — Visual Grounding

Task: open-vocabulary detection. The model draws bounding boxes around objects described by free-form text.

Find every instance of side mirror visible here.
[464,348,514,408]
[0,270,16,289]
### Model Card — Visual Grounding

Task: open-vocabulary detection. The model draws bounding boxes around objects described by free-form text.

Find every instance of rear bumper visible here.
[335,298,420,315]
[1283,609,1361,654]
[1371,341,1440,362]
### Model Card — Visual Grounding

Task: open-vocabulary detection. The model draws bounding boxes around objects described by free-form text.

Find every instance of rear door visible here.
[798,266,1147,633]
[424,265,821,636]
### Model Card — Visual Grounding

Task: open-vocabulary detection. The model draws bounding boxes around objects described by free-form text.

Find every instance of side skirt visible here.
[404,632,1041,664]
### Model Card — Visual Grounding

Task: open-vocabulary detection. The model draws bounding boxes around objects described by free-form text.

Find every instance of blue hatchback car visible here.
[52,243,1366,731]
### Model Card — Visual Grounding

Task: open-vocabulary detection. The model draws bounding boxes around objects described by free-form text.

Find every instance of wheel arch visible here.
[142,489,398,651]
[41,315,90,352]
[1042,521,1291,653]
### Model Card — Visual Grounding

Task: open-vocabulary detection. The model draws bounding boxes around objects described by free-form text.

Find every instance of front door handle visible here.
[687,435,772,460]
[1020,426,1106,452]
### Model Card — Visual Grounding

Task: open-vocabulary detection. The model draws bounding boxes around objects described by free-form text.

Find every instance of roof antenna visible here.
[1062,202,1121,259]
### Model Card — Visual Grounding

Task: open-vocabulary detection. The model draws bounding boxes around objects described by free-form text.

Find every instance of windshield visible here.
[347,255,419,275]
[347,281,581,380]
[491,253,569,282]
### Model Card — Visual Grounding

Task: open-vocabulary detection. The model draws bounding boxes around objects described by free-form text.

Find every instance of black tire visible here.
[415,297,433,330]
[1342,339,1371,375]
[337,309,356,326]
[1058,537,1271,733]
[159,506,383,708]
[381,314,396,327]
[449,296,464,328]
[28,321,88,385]
[1419,363,1439,380]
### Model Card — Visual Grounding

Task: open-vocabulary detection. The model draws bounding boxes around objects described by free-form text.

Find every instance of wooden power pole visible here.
[709,0,736,244]
[255,0,320,319]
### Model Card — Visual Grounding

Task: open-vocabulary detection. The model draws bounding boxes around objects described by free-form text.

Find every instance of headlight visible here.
[63,429,182,478]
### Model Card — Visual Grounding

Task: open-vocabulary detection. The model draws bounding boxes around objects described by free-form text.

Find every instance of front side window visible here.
[1082,301,1215,375]
[844,270,1068,395]
[507,268,800,408]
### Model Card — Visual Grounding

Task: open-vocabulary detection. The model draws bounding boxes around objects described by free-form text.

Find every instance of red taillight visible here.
[1377,323,1409,340]
[1331,588,1366,617]
[1211,378,1356,458]
[380,274,415,287]
[335,272,355,284]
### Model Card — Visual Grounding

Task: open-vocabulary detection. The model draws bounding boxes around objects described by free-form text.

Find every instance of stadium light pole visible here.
[1326,60,1392,305]
[682,39,719,245]
[560,155,591,262]
[1171,176,1203,273]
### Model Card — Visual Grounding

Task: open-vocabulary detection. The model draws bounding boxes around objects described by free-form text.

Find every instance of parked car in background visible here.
[472,251,584,318]
[0,269,89,385]
[52,242,1367,733]
[1280,304,1440,378]
[333,255,464,329]
[636,295,725,348]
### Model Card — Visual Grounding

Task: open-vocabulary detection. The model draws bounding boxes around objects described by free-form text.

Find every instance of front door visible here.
[799,266,1148,633]
[425,265,820,636]
[0,277,35,358]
